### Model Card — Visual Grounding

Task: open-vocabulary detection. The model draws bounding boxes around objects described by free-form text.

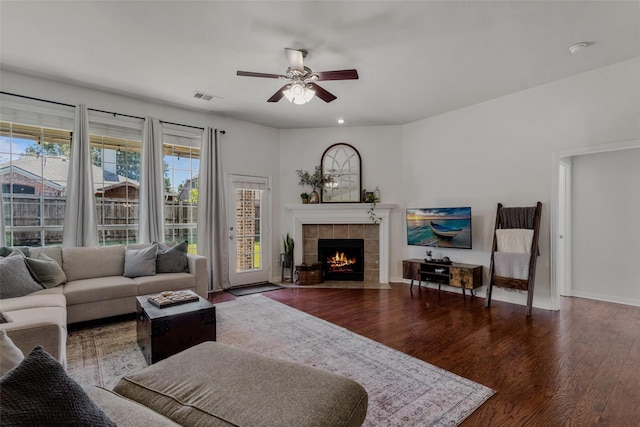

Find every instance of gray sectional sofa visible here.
[1,244,369,426]
[0,243,207,366]
[1,340,368,427]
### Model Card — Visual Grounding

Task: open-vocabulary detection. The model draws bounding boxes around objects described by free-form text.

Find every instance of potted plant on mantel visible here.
[362,188,382,224]
[295,166,330,204]
[300,192,310,204]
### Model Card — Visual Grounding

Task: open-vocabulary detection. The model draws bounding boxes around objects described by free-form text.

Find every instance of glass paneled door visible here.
[227,175,269,286]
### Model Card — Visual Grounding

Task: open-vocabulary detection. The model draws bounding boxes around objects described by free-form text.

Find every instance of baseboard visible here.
[396,278,555,311]
[570,291,640,308]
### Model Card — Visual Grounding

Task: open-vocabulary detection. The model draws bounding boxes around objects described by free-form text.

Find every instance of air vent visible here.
[193,91,218,101]
[193,91,213,101]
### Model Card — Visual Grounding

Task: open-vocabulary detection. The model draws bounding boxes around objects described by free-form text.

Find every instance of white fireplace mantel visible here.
[285,203,396,283]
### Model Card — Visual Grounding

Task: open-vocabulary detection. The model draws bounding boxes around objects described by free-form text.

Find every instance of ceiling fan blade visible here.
[267,85,289,102]
[285,48,305,71]
[309,83,337,103]
[315,69,359,81]
[237,71,284,79]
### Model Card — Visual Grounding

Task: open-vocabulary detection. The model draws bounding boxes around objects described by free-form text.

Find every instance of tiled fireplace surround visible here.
[303,223,379,282]
[286,204,395,283]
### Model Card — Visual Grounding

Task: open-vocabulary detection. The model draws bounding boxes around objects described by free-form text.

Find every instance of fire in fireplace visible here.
[326,251,358,271]
[318,239,364,281]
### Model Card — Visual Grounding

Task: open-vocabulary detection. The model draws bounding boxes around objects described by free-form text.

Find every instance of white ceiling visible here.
[1,1,638,129]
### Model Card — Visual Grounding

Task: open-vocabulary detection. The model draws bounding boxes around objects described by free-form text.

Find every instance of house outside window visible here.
[90,131,142,246]
[1,116,143,247]
[0,121,71,246]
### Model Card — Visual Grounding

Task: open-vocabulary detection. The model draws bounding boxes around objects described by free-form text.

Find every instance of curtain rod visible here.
[1,91,144,120]
[0,91,74,108]
[1,91,224,133]
[88,108,144,120]
[159,120,204,131]
[159,121,228,134]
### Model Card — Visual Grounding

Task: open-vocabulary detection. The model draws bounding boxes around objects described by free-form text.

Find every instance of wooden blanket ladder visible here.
[485,202,542,317]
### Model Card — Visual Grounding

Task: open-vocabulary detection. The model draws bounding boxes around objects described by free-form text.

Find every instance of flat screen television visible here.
[406,207,472,249]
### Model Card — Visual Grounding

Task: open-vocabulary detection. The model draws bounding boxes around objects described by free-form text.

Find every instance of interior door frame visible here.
[556,158,572,298]
[550,138,640,310]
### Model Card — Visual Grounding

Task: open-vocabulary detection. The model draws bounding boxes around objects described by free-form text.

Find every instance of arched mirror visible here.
[321,143,362,203]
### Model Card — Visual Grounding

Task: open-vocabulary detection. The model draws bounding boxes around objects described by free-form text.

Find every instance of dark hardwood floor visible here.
[209,283,640,426]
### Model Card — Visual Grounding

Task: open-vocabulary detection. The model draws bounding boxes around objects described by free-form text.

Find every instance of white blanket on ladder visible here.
[496,229,534,254]
[494,252,530,280]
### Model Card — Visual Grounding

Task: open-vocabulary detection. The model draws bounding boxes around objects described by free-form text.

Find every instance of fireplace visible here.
[318,239,364,281]
[286,203,395,283]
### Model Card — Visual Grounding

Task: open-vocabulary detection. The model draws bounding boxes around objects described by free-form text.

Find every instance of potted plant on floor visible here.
[281,233,295,282]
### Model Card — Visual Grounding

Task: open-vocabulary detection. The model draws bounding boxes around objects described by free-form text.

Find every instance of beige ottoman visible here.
[113,341,368,427]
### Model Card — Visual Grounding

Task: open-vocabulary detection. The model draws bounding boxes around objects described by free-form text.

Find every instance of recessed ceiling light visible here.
[569,42,590,54]
[337,118,345,124]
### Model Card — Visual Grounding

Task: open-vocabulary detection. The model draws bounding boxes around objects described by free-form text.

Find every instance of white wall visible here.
[402,57,639,309]
[0,70,283,278]
[281,57,640,310]
[4,56,639,309]
[278,125,405,268]
[571,147,640,305]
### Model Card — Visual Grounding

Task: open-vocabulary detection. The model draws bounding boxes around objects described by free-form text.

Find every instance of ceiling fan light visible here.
[283,87,294,102]
[291,82,305,97]
[283,82,314,104]
[303,87,315,102]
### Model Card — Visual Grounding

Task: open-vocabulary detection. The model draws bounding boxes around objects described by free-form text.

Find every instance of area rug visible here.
[225,281,284,296]
[66,320,147,390]
[67,295,494,426]
[217,295,494,426]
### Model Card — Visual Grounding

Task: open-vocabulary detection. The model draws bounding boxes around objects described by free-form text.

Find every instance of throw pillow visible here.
[62,245,125,282]
[0,346,116,426]
[0,310,13,323]
[124,244,158,278]
[156,240,189,273]
[0,246,31,257]
[0,330,24,376]
[24,253,67,288]
[0,251,43,299]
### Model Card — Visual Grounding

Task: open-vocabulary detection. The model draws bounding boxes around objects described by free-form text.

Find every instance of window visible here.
[163,125,201,253]
[234,188,262,271]
[0,121,71,246]
[229,175,268,277]
[89,117,143,246]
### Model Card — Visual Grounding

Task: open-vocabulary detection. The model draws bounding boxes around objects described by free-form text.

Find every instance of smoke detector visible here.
[569,42,590,54]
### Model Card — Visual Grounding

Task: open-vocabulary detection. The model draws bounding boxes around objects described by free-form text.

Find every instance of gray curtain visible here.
[62,104,98,247]
[197,128,229,291]
[0,186,5,245]
[139,117,165,243]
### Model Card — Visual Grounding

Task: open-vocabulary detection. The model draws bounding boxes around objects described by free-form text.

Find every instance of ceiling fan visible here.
[236,48,359,104]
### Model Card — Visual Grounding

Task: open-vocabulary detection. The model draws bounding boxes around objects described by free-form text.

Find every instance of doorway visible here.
[551,138,640,309]
[227,175,270,286]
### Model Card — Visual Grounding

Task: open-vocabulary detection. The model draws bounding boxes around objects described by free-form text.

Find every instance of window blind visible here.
[88,110,144,140]
[232,175,268,191]
[0,97,74,130]
[162,122,203,148]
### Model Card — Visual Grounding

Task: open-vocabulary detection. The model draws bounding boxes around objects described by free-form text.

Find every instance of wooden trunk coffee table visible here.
[136,290,216,364]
